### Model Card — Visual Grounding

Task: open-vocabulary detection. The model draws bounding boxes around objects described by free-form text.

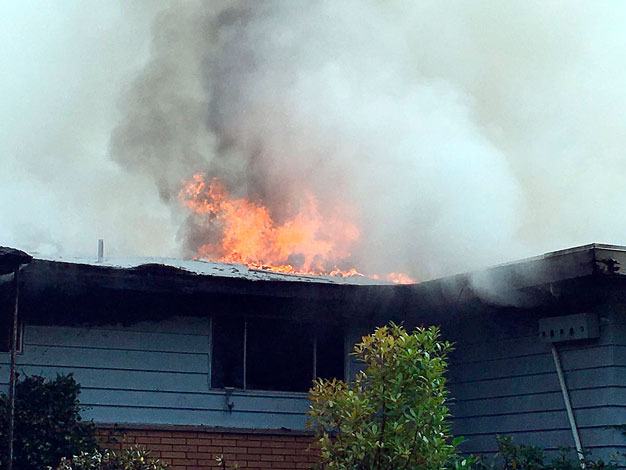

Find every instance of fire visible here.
[371,272,416,284]
[179,174,359,275]
[179,173,415,284]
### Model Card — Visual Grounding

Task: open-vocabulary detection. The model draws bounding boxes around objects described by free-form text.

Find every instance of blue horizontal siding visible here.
[3,345,208,373]
[453,407,626,434]
[5,321,311,431]
[78,388,309,414]
[449,366,619,400]
[449,387,626,417]
[449,345,626,382]
[4,311,625,455]
[445,313,626,462]
[26,325,209,353]
[1,364,209,392]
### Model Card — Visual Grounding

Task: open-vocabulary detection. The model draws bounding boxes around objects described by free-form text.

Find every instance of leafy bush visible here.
[494,436,547,470]
[55,446,168,470]
[466,436,623,470]
[0,374,98,470]
[309,323,455,470]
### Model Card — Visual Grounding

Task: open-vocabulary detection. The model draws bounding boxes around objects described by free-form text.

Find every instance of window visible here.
[210,316,244,389]
[315,324,345,381]
[247,318,313,392]
[210,316,344,392]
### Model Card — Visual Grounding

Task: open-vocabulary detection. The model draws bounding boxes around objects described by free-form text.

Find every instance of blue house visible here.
[1,243,625,468]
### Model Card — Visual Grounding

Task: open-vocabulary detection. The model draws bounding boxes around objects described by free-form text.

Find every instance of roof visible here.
[17,243,626,296]
[30,242,626,288]
[0,246,32,275]
[34,254,389,286]
[10,243,626,326]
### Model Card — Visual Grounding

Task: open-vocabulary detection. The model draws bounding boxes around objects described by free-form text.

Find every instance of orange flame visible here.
[179,173,415,284]
[370,272,416,284]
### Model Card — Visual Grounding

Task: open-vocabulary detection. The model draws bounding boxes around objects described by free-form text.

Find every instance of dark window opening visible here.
[315,324,345,381]
[210,316,344,392]
[210,317,244,389]
[247,318,313,392]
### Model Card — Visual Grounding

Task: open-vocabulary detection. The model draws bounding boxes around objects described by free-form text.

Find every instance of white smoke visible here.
[2,1,626,280]
[0,1,176,258]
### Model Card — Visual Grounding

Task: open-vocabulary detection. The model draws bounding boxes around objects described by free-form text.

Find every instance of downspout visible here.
[551,344,585,469]
[7,268,20,470]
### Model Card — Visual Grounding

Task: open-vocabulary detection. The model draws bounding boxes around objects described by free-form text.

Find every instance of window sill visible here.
[210,388,309,399]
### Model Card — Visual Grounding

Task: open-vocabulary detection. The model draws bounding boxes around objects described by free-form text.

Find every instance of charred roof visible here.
[7,243,626,327]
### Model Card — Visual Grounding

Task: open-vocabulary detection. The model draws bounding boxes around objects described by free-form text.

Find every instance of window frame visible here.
[209,315,344,393]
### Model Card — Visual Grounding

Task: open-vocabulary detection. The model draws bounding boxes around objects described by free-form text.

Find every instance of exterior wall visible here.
[96,425,318,469]
[2,302,624,464]
[446,307,626,461]
[344,307,626,462]
[0,318,310,430]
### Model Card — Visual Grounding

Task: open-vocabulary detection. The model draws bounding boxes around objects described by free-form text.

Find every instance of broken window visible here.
[246,318,313,392]
[210,316,344,392]
[210,316,244,389]
[315,324,345,381]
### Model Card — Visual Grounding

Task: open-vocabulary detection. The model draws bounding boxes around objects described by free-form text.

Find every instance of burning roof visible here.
[33,254,392,286]
[2,242,623,333]
[178,174,415,284]
[20,243,626,308]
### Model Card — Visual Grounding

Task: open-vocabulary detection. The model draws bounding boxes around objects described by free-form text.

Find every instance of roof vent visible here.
[97,239,104,263]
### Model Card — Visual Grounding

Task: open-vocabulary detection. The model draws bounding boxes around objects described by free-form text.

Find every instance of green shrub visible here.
[0,374,98,470]
[55,446,168,470]
[466,436,623,470]
[496,435,546,470]
[308,323,455,470]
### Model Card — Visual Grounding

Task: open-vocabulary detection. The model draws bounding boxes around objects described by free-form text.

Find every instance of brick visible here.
[272,462,299,469]
[135,436,161,444]
[240,439,263,447]
[172,458,198,466]
[272,447,297,455]
[197,459,220,467]
[211,438,238,446]
[198,445,222,453]
[95,425,317,469]
[186,437,212,445]
[161,451,186,459]
[170,444,197,452]
[161,437,187,445]
[169,431,199,438]
[186,452,214,459]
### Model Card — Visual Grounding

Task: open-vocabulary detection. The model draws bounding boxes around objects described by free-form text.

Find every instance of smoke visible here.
[3,1,626,281]
[0,1,176,258]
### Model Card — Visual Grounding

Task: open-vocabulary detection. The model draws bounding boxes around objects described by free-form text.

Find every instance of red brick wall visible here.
[96,425,319,470]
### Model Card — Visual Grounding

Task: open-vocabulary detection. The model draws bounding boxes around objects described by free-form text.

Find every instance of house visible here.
[1,244,625,469]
